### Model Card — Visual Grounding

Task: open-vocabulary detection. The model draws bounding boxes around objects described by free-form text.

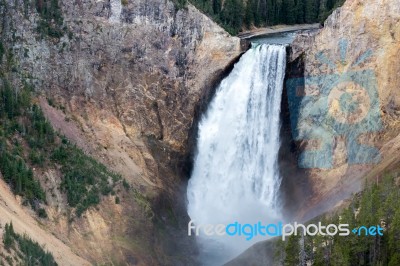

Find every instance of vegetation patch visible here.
[0,76,122,217]
[185,0,346,35]
[35,0,66,38]
[52,141,122,217]
[281,171,400,266]
[0,80,47,212]
[2,222,57,266]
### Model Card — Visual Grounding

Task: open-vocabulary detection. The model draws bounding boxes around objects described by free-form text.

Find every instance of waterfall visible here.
[187,44,287,265]
[109,0,122,23]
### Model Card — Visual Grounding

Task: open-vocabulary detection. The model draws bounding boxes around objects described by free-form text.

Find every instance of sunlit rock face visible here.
[286,0,400,219]
[0,0,245,264]
[3,0,244,152]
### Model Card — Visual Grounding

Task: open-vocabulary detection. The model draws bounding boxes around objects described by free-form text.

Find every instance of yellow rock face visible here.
[288,0,400,219]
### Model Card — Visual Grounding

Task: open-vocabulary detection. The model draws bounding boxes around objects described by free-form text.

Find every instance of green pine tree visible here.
[3,222,14,250]
[305,0,317,23]
[284,0,296,24]
[284,233,300,266]
[244,0,254,27]
[266,0,276,25]
[295,0,305,23]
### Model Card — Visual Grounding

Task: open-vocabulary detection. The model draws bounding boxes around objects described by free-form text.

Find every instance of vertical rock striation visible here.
[0,0,246,264]
[286,0,400,219]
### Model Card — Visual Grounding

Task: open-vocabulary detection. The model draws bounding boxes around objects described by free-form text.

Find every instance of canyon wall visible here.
[286,0,400,219]
[229,0,400,263]
[0,0,245,264]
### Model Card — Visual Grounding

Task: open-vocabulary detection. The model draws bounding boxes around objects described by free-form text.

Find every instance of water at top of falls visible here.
[250,31,298,45]
[109,0,122,23]
[187,43,287,265]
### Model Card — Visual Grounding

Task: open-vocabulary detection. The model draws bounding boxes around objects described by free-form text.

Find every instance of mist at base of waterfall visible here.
[187,44,287,265]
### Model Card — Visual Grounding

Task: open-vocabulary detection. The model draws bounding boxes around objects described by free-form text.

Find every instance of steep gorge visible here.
[285,0,400,220]
[0,0,399,264]
[0,0,247,264]
[228,0,400,263]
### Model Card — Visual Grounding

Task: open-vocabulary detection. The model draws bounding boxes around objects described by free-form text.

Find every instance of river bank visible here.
[237,23,321,39]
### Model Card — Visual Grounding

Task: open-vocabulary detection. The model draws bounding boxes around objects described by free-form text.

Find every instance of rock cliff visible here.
[285,0,400,220]
[229,0,400,263]
[0,0,245,264]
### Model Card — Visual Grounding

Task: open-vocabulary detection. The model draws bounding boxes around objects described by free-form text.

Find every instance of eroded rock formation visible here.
[286,0,400,220]
[229,0,399,262]
[0,0,245,264]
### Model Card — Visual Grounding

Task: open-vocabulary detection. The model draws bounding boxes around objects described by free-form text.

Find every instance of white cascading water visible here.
[109,0,122,23]
[187,44,287,265]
